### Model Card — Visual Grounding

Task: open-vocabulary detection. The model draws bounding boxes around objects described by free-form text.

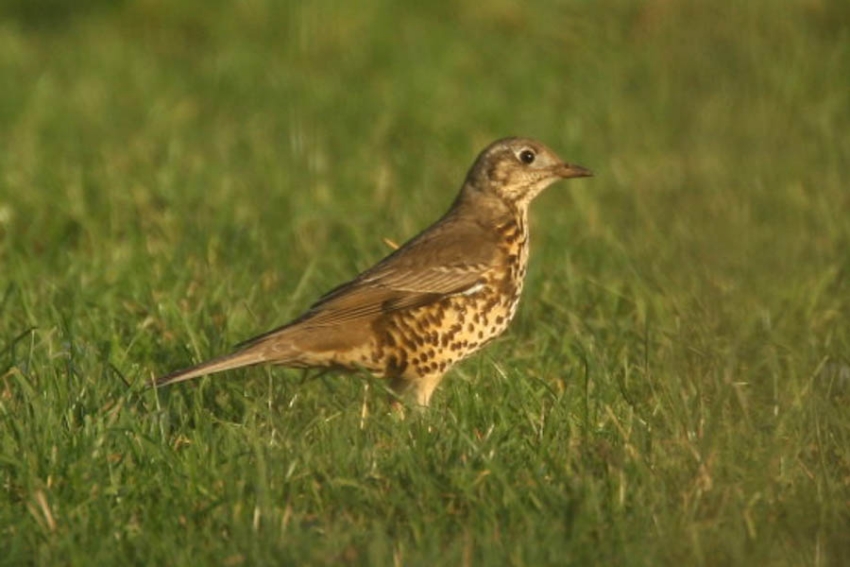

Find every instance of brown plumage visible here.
[154,137,592,406]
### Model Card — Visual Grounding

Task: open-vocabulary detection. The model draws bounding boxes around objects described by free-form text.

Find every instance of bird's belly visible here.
[363,283,521,380]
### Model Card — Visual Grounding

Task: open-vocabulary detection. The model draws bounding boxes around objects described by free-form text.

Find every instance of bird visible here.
[154,137,592,407]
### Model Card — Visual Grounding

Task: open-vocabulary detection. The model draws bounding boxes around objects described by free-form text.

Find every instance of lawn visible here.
[1,0,848,565]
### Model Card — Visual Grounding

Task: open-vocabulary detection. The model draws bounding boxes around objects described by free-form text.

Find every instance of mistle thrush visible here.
[154,137,592,406]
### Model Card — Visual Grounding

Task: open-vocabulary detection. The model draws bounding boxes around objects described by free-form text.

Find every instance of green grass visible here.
[1,0,849,564]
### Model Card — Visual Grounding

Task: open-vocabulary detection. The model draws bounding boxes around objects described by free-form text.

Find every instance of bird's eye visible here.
[519,149,536,164]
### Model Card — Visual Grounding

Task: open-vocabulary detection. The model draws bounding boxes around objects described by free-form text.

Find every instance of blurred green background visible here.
[1,0,848,565]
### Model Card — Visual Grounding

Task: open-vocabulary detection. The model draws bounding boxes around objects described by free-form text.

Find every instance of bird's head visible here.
[462,137,592,209]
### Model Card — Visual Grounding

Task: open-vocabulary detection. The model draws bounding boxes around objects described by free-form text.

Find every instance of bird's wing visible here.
[252,215,499,338]
[306,261,489,323]
[303,216,498,324]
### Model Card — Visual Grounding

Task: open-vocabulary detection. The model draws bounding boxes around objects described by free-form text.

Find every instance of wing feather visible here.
[237,213,500,348]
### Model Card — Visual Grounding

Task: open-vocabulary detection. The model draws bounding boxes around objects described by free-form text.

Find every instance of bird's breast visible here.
[347,215,533,381]
[494,214,530,320]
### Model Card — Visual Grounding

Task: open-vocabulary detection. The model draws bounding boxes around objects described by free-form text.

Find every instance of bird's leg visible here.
[413,373,445,407]
[388,373,445,409]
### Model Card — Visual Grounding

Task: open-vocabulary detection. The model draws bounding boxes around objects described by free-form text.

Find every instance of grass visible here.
[1,0,849,564]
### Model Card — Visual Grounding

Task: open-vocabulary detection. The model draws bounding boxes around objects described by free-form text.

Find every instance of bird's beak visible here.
[556,162,593,179]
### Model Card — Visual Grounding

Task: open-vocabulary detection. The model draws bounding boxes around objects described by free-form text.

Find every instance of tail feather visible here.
[153,348,268,388]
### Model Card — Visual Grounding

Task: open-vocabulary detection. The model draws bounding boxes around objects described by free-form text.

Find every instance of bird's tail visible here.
[152,347,269,388]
